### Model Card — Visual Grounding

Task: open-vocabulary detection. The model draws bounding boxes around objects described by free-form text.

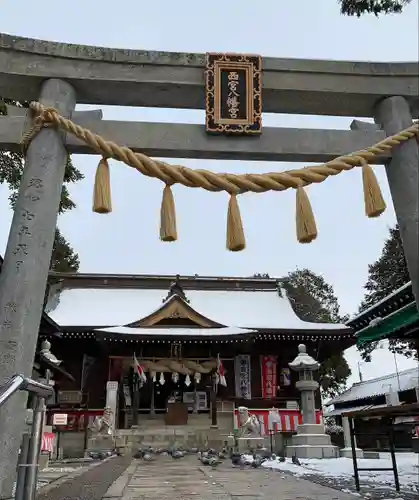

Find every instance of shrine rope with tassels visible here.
[22,101,419,251]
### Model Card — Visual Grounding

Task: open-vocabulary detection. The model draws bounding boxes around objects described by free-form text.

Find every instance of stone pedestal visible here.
[85,436,114,457]
[105,381,118,432]
[39,453,49,471]
[227,433,235,449]
[340,416,363,458]
[286,424,339,459]
[237,437,264,453]
[340,448,364,458]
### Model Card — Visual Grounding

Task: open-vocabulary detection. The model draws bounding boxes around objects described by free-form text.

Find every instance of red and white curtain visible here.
[41,432,54,453]
[260,355,278,399]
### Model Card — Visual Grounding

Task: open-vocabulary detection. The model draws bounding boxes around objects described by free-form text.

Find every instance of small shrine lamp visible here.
[37,339,75,408]
[288,344,320,426]
[39,339,61,390]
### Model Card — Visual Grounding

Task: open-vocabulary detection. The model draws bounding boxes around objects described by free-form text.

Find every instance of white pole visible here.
[358,362,363,382]
[393,352,401,392]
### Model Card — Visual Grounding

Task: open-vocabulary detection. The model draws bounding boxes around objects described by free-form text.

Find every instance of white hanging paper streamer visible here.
[194,372,201,384]
[185,374,191,387]
[172,372,179,384]
[159,372,165,385]
[151,371,157,383]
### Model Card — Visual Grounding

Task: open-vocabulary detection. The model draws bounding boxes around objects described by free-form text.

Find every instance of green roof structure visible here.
[346,282,419,346]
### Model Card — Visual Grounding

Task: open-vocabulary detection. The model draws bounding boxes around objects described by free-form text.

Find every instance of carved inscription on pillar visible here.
[1,176,44,332]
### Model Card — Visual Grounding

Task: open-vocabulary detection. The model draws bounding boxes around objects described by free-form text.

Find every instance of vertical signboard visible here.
[205,53,262,135]
[261,355,278,399]
[234,354,252,399]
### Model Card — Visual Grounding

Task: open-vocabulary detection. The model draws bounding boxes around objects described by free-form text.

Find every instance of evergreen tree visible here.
[338,0,413,16]
[279,269,351,399]
[50,228,80,272]
[0,98,82,272]
[358,224,416,360]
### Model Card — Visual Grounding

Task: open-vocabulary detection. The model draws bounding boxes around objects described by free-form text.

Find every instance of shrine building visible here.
[42,272,354,456]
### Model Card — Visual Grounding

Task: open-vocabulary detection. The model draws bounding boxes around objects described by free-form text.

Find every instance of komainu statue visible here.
[237,406,264,437]
[89,407,113,436]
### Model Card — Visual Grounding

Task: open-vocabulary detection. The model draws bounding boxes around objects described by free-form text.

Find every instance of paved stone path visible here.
[116,457,357,499]
[37,456,131,500]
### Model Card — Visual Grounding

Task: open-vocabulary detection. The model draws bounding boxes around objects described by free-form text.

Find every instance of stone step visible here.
[117,426,226,436]
[115,425,231,451]
[286,444,339,459]
[292,433,334,447]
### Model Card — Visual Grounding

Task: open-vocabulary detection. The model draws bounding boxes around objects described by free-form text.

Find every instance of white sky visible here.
[1,0,418,385]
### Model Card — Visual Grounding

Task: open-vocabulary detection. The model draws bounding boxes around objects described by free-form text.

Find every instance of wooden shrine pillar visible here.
[210,373,218,428]
[132,383,140,426]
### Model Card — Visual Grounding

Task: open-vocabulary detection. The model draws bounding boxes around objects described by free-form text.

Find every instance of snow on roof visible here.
[47,287,349,331]
[95,326,253,336]
[343,341,419,388]
[324,403,388,417]
[347,281,412,325]
[327,366,419,406]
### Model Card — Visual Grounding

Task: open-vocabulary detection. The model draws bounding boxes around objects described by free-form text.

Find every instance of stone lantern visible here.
[289,344,319,426]
[286,344,339,459]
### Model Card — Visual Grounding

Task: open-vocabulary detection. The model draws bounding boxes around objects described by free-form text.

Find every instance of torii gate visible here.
[0,33,418,497]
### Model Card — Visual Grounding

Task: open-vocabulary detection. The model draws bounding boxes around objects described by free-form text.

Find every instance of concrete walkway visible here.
[106,456,356,499]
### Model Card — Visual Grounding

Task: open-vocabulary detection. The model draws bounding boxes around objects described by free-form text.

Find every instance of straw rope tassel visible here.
[226,193,246,251]
[160,184,178,242]
[92,157,112,214]
[296,186,317,243]
[361,161,386,218]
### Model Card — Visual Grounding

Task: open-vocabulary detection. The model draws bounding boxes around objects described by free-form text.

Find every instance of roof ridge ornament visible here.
[163,274,189,303]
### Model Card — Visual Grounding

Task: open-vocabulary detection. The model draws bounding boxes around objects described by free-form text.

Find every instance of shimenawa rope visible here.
[22,102,419,250]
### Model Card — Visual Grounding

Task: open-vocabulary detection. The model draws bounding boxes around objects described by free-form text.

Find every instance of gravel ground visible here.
[37,456,131,500]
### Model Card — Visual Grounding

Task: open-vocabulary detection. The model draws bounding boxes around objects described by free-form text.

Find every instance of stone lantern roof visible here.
[289,344,319,372]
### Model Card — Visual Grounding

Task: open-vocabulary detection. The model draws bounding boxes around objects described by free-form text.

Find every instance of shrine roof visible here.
[326,366,419,407]
[324,403,388,417]
[46,272,351,334]
[347,281,414,332]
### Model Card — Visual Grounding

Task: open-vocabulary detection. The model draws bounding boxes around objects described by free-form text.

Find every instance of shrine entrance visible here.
[0,32,418,497]
[112,354,214,429]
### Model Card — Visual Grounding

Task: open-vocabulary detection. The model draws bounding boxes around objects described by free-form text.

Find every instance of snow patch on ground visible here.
[42,466,79,473]
[263,453,419,493]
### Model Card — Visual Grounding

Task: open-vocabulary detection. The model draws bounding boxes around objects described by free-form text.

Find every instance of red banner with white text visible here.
[261,355,277,399]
